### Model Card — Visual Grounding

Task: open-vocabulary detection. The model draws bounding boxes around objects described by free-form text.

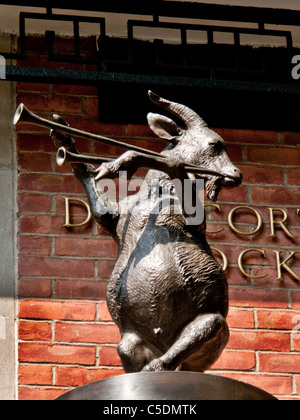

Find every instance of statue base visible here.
[57,371,277,400]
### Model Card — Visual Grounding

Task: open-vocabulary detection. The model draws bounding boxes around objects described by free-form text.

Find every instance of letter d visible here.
[63,197,92,228]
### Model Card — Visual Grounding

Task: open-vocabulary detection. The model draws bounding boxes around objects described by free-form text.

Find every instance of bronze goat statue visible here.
[16,91,242,373]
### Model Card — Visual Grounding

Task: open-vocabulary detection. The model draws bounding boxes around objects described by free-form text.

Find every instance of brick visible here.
[228,330,290,351]
[55,322,121,344]
[226,267,249,286]
[239,164,284,185]
[55,215,94,235]
[252,186,300,206]
[93,137,167,157]
[124,138,168,154]
[216,372,292,396]
[18,386,66,401]
[229,287,288,308]
[18,213,92,236]
[17,92,82,115]
[17,134,57,152]
[19,321,52,341]
[18,193,52,213]
[294,334,300,351]
[98,301,113,321]
[217,185,248,203]
[53,84,98,96]
[55,279,107,300]
[19,342,96,365]
[99,346,122,366]
[296,376,300,395]
[19,235,52,256]
[257,310,300,330]
[215,128,278,145]
[18,256,95,278]
[127,124,156,138]
[61,115,125,138]
[17,132,89,155]
[292,292,300,309]
[226,144,244,163]
[246,146,300,166]
[210,350,255,370]
[54,237,118,258]
[259,353,300,373]
[18,173,85,194]
[208,227,252,246]
[17,82,50,93]
[55,366,124,387]
[19,365,52,385]
[18,152,52,172]
[227,308,254,329]
[98,259,115,279]
[19,215,54,234]
[281,131,300,146]
[19,300,96,321]
[287,168,300,186]
[253,226,300,248]
[85,97,99,117]
[19,278,52,298]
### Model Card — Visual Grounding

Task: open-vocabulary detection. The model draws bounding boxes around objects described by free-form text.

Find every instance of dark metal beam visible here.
[2,1,300,26]
[6,65,300,96]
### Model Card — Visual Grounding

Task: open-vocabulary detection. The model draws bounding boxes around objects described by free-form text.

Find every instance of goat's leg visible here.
[95,151,205,224]
[142,313,229,372]
[51,116,119,236]
[95,151,186,182]
[117,331,163,373]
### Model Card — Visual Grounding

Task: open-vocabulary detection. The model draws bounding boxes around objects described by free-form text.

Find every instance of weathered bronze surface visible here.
[57,372,276,400]
[14,91,243,373]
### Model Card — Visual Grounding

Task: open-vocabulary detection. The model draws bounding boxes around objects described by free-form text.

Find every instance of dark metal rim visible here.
[56,372,277,401]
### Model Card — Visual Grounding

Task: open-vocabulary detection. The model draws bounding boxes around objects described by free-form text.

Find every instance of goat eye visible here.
[209,141,224,155]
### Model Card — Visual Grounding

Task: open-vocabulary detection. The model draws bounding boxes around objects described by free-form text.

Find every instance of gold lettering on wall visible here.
[60,199,300,282]
[269,208,297,239]
[63,197,92,228]
[238,248,267,279]
[228,206,262,236]
[211,247,228,272]
[274,251,300,281]
[204,204,224,234]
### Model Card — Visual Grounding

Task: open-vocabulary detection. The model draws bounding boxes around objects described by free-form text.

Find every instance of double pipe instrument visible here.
[13,103,224,178]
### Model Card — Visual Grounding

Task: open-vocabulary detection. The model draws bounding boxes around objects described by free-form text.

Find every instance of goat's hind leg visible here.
[118,331,163,373]
[142,313,229,372]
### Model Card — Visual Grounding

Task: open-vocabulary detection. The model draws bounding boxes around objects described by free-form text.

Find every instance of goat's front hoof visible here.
[95,162,118,180]
[142,358,166,372]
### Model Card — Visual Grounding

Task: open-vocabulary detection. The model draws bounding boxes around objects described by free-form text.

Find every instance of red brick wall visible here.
[16,37,300,400]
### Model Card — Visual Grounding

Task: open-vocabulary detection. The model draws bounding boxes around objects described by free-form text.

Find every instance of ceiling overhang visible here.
[1,1,300,129]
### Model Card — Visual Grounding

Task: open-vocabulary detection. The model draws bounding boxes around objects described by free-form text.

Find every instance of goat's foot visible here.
[95,151,139,181]
[142,358,166,372]
[95,161,119,180]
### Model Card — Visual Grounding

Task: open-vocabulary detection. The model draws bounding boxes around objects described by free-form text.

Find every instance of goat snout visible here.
[222,167,243,187]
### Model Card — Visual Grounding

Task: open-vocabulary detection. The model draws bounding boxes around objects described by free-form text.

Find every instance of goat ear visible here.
[147,113,182,143]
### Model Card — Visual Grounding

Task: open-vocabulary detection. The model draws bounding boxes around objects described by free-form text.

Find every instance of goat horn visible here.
[148,91,207,130]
